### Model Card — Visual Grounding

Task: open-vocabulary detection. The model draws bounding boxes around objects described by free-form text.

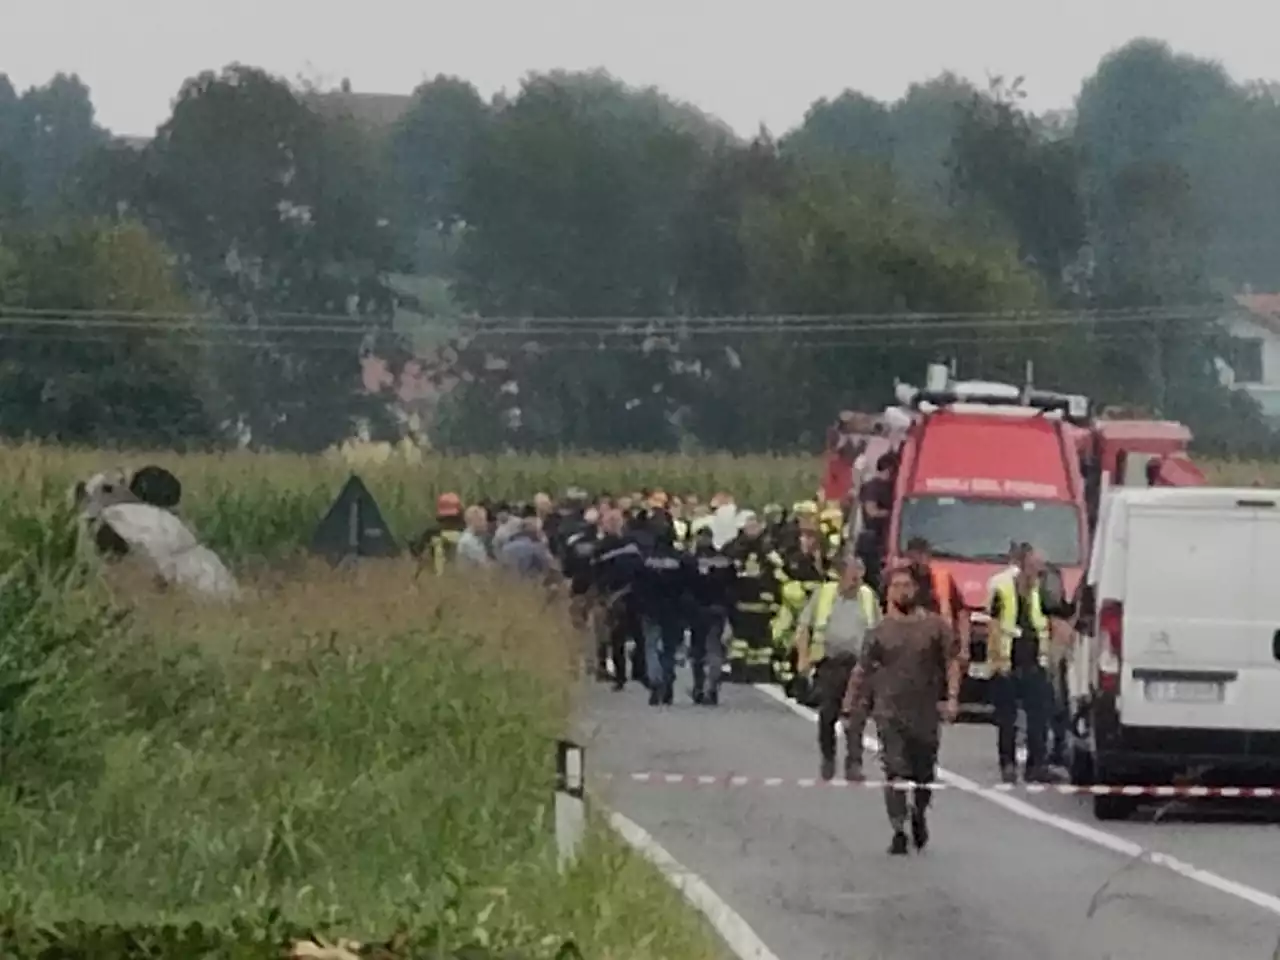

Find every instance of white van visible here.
[1068,486,1280,820]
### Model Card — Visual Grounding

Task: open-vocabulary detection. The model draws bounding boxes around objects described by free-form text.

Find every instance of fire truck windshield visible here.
[897,495,1082,567]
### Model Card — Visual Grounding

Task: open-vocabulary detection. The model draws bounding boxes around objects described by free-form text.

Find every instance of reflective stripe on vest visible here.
[990,578,1049,670]
[432,529,462,574]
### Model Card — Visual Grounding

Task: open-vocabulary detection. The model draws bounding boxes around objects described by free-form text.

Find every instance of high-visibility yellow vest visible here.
[808,582,879,659]
[988,576,1049,671]
[432,528,462,575]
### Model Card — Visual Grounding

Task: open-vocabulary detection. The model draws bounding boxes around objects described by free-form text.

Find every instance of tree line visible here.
[1,38,1276,454]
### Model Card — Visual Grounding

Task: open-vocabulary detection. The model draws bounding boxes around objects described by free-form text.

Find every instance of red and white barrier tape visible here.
[600,771,1280,798]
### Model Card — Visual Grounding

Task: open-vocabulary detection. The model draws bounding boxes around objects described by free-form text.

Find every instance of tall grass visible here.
[0,477,726,958]
[0,444,819,561]
[4,443,1272,562]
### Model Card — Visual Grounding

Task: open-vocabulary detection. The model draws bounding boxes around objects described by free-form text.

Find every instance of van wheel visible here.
[1092,793,1136,821]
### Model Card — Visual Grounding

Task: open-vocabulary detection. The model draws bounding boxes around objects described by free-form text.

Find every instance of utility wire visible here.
[0,303,1231,331]
[0,328,1160,353]
[0,311,1224,338]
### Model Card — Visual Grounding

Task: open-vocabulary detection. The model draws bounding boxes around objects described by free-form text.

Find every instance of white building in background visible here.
[1219,292,1280,422]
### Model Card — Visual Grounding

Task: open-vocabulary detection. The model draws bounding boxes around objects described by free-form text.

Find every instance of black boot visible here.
[910,808,929,851]
[889,830,909,856]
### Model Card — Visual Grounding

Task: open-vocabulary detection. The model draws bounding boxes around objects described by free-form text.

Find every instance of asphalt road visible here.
[580,673,1280,960]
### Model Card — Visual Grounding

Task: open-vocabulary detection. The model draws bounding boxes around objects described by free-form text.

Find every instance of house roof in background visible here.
[1234,293,1280,336]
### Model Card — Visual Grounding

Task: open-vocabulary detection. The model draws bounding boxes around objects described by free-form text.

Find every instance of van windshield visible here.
[898,496,1082,566]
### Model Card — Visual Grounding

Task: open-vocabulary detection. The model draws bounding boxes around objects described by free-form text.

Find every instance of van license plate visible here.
[1144,681,1223,704]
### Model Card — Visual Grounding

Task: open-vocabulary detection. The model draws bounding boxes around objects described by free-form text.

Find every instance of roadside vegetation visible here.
[0,446,731,959]
[0,441,1272,956]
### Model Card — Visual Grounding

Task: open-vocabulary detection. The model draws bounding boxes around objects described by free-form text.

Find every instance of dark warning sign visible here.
[309,474,401,563]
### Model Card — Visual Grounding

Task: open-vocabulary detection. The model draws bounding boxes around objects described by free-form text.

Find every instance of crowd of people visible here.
[409,480,1073,856]
[410,486,853,701]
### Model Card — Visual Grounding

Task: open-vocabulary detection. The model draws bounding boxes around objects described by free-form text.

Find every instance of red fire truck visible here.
[843,365,1205,710]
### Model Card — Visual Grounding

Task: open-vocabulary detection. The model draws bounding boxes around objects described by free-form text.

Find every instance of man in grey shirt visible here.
[498,516,556,581]
[794,552,883,781]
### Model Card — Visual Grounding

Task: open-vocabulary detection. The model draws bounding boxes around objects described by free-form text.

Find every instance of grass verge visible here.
[0,491,728,958]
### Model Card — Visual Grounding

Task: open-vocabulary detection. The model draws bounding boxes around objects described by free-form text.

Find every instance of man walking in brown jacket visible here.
[843,563,962,855]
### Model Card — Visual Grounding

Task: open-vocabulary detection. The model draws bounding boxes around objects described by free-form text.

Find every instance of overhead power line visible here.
[0,303,1231,328]
[0,307,1229,338]
[0,327,1165,354]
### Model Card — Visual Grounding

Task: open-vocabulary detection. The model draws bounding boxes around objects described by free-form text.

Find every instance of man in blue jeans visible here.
[986,545,1059,784]
[688,524,735,705]
[636,511,695,706]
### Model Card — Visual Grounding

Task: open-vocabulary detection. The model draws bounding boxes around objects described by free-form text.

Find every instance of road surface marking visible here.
[604,772,1280,797]
[752,683,1280,918]
[609,810,782,960]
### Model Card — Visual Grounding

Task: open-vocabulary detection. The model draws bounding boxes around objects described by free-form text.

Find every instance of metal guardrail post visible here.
[555,738,586,873]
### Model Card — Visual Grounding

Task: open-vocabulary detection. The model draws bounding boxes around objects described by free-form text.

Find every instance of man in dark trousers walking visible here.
[986,544,1059,784]
[843,563,962,855]
[591,507,646,690]
[688,524,735,705]
[634,510,694,706]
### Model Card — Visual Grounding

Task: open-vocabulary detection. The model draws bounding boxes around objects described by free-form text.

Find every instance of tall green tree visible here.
[0,221,219,447]
[673,135,791,315]
[136,64,404,451]
[949,77,1087,299]
[438,71,717,452]
[0,74,26,222]
[1074,39,1231,305]
[1073,39,1256,439]
[18,73,107,218]
[1182,83,1280,290]
[681,159,1046,450]
[890,73,977,210]
[782,91,895,166]
[388,75,492,276]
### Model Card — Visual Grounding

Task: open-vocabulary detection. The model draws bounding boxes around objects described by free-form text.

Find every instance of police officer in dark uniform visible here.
[558,504,603,677]
[635,509,694,706]
[689,523,735,705]
[591,507,646,691]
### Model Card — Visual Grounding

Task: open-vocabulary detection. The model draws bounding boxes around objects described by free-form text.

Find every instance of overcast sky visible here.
[3,0,1277,138]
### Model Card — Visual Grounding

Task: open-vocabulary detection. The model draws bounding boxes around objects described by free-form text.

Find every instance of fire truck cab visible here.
[855,364,1205,713]
[876,369,1091,709]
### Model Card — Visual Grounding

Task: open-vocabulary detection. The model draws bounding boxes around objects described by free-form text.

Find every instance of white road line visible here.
[608,810,782,960]
[751,683,1280,918]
